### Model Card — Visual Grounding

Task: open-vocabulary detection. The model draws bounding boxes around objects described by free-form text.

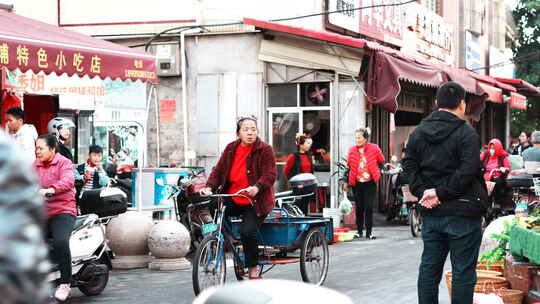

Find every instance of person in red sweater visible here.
[283,133,314,214]
[33,134,77,301]
[342,128,386,239]
[200,117,276,279]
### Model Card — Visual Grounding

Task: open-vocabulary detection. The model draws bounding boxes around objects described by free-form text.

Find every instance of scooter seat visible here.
[73,214,96,231]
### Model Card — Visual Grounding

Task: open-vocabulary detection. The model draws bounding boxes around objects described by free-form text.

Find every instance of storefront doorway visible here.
[267,82,332,192]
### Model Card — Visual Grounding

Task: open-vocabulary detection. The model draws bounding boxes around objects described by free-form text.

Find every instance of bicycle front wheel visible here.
[300,227,329,285]
[192,235,226,295]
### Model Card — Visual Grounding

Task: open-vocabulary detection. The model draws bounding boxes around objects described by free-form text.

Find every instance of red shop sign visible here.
[510,92,527,110]
[359,0,403,47]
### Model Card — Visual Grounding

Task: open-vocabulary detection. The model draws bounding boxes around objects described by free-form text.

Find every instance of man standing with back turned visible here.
[403,82,488,304]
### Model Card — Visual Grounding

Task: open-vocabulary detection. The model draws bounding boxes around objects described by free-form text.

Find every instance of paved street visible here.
[61,216,451,304]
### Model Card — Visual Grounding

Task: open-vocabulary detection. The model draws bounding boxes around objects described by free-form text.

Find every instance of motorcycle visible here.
[506,169,540,215]
[160,169,214,251]
[47,213,113,298]
[382,167,410,223]
[105,163,133,206]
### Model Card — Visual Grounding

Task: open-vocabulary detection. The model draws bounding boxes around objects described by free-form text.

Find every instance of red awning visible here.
[0,11,156,83]
[510,92,527,110]
[494,77,540,97]
[468,73,516,92]
[478,82,503,103]
[243,17,491,115]
[366,51,444,112]
[243,18,366,49]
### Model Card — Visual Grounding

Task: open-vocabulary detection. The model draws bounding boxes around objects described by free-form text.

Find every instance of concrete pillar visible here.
[148,220,191,271]
[106,211,154,269]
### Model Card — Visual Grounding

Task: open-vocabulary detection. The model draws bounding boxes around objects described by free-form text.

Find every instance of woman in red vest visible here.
[200,117,276,279]
[283,133,314,215]
[343,128,386,240]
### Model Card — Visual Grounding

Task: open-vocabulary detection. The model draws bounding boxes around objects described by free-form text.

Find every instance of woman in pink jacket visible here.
[34,134,77,301]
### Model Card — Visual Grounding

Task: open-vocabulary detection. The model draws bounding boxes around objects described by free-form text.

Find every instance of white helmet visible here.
[47,117,75,137]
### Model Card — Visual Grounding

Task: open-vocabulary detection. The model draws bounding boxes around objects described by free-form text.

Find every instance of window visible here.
[301,83,330,107]
[267,82,332,192]
[268,84,297,107]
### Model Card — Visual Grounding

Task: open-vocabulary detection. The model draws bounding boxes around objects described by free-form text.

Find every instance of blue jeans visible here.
[418,215,482,304]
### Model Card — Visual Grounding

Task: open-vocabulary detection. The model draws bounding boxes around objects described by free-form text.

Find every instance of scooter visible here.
[46,190,113,300]
[275,173,318,217]
[48,212,113,299]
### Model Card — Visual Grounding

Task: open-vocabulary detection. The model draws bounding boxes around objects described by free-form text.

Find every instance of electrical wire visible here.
[142,0,417,50]
[469,50,540,71]
[269,0,417,22]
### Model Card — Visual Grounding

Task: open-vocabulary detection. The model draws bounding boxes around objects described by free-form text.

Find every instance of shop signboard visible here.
[359,0,403,46]
[510,92,527,110]
[489,46,515,78]
[403,3,454,64]
[327,0,360,33]
[326,0,404,47]
[4,69,103,110]
[0,35,156,83]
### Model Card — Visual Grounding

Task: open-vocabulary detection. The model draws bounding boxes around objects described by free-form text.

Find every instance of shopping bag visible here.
[339,196,353,215]
[473,292,504,304]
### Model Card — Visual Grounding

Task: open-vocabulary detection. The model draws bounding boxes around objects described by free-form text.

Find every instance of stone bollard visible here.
[148,220,192,271]
[106,211,154,269]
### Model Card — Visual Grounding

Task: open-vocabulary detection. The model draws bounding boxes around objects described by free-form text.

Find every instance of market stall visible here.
[0,11,156,163]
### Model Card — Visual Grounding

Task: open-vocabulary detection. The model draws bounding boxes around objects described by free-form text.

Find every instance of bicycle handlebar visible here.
[208,188,253,204]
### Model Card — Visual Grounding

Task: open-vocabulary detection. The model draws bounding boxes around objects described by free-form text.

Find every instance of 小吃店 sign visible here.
[0,11,156,83]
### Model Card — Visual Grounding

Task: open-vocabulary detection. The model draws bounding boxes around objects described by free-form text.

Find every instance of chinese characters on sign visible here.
[5,70,106,97]
[326,0,404,47]
[0,41,107,75]
[404,3,454,64]
[328,0,360,33]
[359,0,403,46]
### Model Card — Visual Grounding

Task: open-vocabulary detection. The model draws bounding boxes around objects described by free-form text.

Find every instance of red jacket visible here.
[34,153,77,219]
[206,138,277,216]
[347,143,385,185]
[480,138,510,181]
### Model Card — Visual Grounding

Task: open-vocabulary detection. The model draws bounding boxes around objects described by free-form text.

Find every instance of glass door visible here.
[268,110,300,192]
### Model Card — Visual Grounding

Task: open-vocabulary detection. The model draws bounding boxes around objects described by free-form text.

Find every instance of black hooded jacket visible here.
[403,110,488,217]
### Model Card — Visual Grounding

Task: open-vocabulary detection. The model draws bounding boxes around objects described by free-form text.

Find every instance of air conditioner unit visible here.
[149,43,182,77]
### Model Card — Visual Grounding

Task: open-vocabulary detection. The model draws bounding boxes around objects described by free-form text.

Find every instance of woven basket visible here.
[478,281,524,304]
[445,271,510,298]
[476,270,503,277]
[494,288,524,304]
[477,261,505,274]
